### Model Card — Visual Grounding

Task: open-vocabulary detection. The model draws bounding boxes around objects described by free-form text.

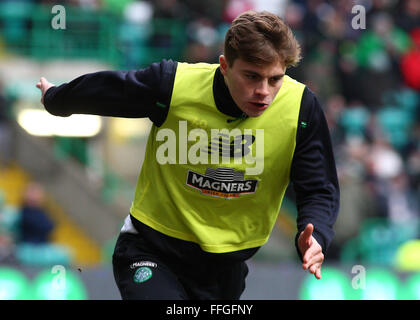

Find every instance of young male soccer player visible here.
[37,10,339,299]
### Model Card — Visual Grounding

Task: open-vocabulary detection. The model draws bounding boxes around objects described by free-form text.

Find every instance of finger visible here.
[303,253,315,268]
[303,243,320,262]
[308,262,321,276]
[303,251,324,270]
[40,77,50,89]
[300,224,314,244]
[302,244,316,268]
[303,244,322,262]
[315,267,322,280]
[302,262,318,271]
[36,82,41,89]
[308,264,322,280]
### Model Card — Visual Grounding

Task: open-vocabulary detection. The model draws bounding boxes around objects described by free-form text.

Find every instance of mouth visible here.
[249,102,268,110]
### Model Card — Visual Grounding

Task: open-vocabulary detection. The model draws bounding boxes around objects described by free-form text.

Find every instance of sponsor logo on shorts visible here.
[134,267,153,283]
[130,261,157,269]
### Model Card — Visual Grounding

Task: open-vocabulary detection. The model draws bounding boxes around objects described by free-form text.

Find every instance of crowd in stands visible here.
[0,0,419,265]
[275,0,420,261]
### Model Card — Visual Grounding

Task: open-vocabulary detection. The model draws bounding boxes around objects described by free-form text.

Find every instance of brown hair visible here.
[224,11,301,68]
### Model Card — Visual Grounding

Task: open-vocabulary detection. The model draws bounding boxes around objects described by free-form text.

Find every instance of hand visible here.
[36,77,55,105]
[297,223,324,280]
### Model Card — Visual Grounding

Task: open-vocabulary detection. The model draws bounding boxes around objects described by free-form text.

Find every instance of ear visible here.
[219,55,228,76]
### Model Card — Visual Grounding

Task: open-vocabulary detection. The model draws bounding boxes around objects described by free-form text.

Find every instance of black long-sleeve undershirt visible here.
[44,59,339,261]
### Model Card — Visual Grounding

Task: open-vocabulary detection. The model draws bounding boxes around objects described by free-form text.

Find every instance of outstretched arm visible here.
[35,60,177,127]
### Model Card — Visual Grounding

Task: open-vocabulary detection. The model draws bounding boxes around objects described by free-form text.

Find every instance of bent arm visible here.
[291,87,340,261]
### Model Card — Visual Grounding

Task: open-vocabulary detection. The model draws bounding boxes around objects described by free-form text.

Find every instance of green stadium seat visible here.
[15,243,73,267]
[377,107,414,151]
[339,106,370,139]
[0,1,34,50]
[382,88,420,114]
[340,218,419,268]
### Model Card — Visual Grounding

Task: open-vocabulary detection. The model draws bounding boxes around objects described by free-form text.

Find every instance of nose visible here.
[254,80,269,97]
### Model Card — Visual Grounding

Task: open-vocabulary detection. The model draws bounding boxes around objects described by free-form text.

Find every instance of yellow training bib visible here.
[130,62,305,253]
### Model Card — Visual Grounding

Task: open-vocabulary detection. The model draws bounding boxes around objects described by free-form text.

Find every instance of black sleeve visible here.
[43,59,177,127]
[291,87,340,261]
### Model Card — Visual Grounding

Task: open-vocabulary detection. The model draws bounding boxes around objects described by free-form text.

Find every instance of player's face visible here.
[220,55,286,117]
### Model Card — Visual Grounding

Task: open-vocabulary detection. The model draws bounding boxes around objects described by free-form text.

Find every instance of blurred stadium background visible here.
[0,0,419,300]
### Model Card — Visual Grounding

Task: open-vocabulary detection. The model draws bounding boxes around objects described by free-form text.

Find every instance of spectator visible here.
[15,183,73,266]
[354,12,411,108]
[18,182,55,244]
[395,0,420,33]
[223,0,255,23]
[329,138,375,260]
[407,146,420,194]
[406,122,420,193]
[400,28,420,91]
[153,0,186,19]
[118,1,154,68]
[385,172,419,225]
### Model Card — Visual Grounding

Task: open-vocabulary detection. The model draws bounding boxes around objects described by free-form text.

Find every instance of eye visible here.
[246,74,257,80]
